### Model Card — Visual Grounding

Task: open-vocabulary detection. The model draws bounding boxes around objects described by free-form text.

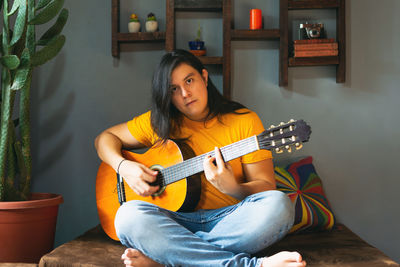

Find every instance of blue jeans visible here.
[115,190,294,267]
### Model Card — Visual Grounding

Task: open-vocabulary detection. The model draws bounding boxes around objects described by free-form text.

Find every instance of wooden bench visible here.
[39,224,399,267]
[0,264,37,267]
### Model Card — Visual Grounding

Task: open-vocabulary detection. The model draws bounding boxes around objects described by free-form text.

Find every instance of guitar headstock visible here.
[258,119,311,153]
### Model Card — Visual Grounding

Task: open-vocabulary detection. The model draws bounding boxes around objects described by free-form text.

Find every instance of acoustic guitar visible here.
[96,119,311,240]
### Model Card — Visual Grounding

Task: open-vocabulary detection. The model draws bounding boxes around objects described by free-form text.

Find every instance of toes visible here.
[285,251,302,262]
[123,259,133,266]
[287,260,306,267]
[125,248,141,258]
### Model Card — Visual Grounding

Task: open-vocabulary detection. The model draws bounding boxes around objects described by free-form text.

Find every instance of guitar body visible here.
[96,140,201,240]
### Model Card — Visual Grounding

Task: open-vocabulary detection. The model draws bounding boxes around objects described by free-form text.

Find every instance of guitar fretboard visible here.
[157,136,259,186]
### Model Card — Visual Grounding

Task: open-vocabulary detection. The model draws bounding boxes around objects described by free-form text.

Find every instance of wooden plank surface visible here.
[288,0,340,9]
[288,56,339,66]
[175,0,222,11]
[231,29,280,40]
[116,32,166,42]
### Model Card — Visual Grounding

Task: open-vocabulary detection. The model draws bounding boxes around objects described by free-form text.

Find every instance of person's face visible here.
[170,63,209,121]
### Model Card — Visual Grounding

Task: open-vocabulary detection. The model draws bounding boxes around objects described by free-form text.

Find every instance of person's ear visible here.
[202,69,208,86]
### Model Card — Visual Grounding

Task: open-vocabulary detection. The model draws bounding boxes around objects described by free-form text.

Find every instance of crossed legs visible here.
[115,190,306,267]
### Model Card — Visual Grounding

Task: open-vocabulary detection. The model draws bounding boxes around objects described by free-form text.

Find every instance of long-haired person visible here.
[95,50,306,267]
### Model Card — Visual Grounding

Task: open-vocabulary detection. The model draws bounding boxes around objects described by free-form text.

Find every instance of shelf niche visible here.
[280,0,346,86]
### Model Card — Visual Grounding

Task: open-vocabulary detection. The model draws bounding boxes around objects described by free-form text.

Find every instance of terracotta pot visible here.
[0,193,63,263]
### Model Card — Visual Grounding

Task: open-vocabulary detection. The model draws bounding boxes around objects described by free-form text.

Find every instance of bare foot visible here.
[121,248,163,267]
[261,251,306,267]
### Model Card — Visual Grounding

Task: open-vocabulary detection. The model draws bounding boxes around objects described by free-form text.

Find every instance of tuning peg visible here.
[279,128,283,134]
[279,122,285,126]
[275,147,283,153]
[285,145,292,153]
[281,138,286,144]
[295,143,303,150]
[289,119,295,122]
[291,136,296,142]
[289,125,294,131]
[269,124,276,129]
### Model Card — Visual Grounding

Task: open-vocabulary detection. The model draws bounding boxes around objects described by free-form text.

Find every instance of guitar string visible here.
[159,141,245,186]
[160,139,251,185]
[158,136,258,186]
[155,123,305,186]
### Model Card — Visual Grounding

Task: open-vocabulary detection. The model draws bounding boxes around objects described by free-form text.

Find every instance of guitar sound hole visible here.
[152,186,166,197]
[149,164,165,197]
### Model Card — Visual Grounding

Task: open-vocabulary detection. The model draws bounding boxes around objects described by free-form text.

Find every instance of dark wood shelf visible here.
[198,56,223,65]
[112,0,346,90]
[288,0,340,10]
[174,0,222,11]
[231,29,280,41]
[288,56,339,66]
[116,32,166,43]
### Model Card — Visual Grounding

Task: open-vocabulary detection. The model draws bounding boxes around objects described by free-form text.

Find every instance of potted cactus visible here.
[128,13,140,33]
[0,0,68,263]
[188,23,206,56]
[145,12,158,32]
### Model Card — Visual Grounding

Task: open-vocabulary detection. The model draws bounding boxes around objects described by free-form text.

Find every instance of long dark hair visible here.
[150,49,246,143]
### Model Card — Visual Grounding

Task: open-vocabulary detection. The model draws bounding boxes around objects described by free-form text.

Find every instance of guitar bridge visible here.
[116,173,126,205]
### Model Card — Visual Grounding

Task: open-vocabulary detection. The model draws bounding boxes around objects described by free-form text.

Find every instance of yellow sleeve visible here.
[126,111,158,147]
[240,110,272,164]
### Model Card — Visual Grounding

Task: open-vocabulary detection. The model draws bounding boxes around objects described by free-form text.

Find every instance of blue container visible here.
[188,41,205,50]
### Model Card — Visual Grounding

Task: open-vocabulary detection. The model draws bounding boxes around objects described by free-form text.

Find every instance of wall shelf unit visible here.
[111,0,346,97]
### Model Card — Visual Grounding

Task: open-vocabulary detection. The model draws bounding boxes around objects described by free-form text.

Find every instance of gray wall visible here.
[31,0,400,262]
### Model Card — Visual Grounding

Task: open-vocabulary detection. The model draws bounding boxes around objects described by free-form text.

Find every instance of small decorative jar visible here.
[128,13,140,33]
[145,12,158,32]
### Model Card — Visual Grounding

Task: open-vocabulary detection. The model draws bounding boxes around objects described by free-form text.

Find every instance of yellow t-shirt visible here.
[127,108,272,210]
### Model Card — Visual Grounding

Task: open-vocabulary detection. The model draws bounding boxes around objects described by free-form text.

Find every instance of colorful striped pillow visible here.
[275,156,335,233]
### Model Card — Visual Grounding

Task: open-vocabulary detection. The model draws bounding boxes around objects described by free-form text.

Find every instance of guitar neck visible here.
[159,136,260,186]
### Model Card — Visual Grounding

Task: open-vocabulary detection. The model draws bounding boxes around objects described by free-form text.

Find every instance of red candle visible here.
[250,9,262,30]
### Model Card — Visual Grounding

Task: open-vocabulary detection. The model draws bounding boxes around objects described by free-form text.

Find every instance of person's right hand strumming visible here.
[94,122,159,197]
[117,160,159,197]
